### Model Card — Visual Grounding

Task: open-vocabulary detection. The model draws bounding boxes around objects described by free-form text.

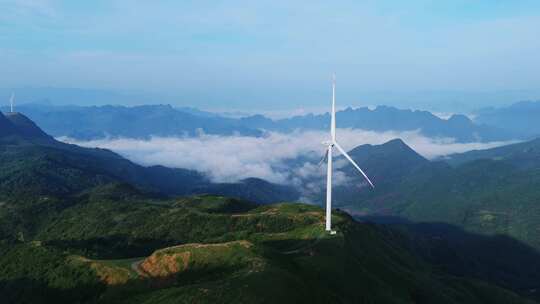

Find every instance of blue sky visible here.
[1,0,539,111]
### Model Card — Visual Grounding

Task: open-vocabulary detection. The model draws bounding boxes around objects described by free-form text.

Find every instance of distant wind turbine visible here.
[9,92,15,113]
[323,74,374,234]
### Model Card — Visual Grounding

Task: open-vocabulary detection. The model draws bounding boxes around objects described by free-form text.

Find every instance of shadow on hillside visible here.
[0,258,246,304]
[0,277,105,304]
[357,215,540,300]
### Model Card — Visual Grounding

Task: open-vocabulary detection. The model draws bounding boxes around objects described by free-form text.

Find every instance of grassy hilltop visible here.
[0,185,535,303]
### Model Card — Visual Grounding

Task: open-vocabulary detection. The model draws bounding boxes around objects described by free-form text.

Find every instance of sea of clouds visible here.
[59,129,517,185]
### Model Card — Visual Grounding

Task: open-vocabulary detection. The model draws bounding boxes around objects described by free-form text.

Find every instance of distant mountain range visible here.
[5,109,539,252]
[443,137,540,167]
[1,112,539,303]
[5,109,538,253]
[1,103,519,142]
[1,104,262,139]
[474,100,540,138]
[0,111,297,204]
[246,106,516,142]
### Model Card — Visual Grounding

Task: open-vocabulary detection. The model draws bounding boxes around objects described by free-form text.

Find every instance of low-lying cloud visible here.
[59,129,517,184]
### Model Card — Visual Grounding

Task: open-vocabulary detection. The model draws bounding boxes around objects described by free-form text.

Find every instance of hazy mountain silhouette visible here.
[265,106,517,142]
[2,103,520,142]
[3,104,262,139]
[443,137,540,168]
[474,100,540,138]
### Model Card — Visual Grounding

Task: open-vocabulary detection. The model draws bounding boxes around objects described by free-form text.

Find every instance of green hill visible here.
[443,138,540,169]
[0,111,298,203]
[0,189,535,303]
[5,112,53,140]
[324,138,540,253]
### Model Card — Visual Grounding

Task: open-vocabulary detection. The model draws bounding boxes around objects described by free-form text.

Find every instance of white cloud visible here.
[58,129,518,184]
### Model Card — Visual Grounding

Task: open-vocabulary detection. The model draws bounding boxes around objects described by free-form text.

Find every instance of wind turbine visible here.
[9,92,14,113]
[323,74,374,234]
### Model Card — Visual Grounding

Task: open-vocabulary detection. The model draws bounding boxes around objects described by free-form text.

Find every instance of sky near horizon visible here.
[1,0,539,111]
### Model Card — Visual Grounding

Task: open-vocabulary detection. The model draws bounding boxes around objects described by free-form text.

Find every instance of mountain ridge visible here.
[2,103,519,142]
[0,114,538,303]
[321,136,540,253]
[5,112,53,140]
[0,111,298,204]
[474,100,540,138]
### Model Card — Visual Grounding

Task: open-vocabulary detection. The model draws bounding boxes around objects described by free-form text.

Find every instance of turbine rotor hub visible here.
[322,140,334,147]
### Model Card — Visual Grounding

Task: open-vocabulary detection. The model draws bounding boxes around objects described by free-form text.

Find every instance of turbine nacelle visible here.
[322,140,334,147]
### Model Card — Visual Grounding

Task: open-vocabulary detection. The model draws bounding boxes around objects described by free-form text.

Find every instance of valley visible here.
[3,3,540,303]
[0,112,539,303]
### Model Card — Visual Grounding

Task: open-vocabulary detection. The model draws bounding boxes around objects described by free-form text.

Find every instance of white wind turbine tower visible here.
[323,74,374,234]
[9,92,15,113]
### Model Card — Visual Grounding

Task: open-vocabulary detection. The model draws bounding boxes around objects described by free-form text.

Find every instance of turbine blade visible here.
[334,142,375,188]
[9,92,14,113]
[318,147,329,166]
